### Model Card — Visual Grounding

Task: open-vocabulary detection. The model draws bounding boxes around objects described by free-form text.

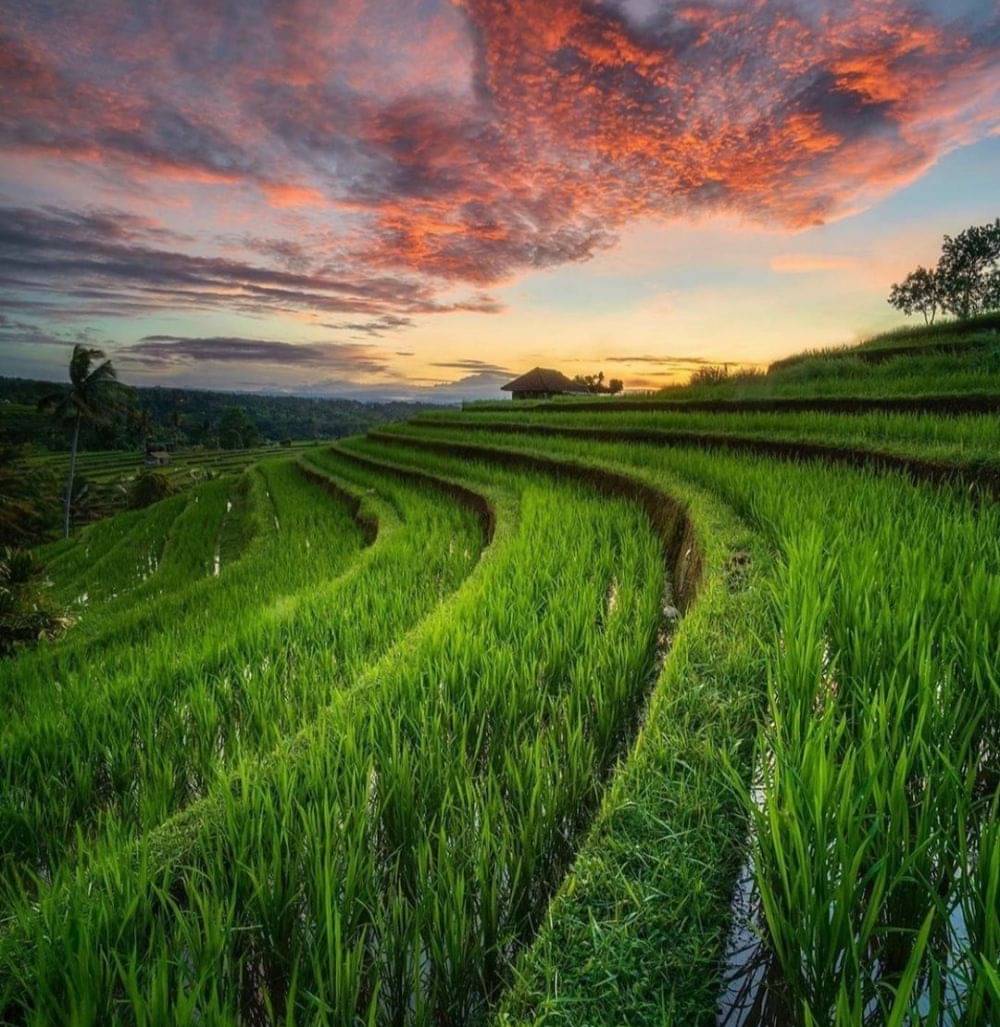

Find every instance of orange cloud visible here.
[0,0,997,320]
[261,183,326,208]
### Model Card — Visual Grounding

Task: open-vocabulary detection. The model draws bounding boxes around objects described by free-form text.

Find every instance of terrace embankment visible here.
[410,419,1000,501]
[330,441,496,544]
[769,336,993,369]
[297,459,379,545]
[368,430,701,608]
[476,392,1000,416]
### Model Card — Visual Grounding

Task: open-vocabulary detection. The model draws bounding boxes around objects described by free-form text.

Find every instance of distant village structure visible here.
[144,445,171,467]
[501,367,590,401]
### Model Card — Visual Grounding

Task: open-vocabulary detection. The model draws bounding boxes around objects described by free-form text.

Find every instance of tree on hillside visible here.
[38,345,123,538]
[888,266,942,325]
[218,406,262,450]
[128,470,176,510]
[936,220,1000,319]
[889,219,1000,323]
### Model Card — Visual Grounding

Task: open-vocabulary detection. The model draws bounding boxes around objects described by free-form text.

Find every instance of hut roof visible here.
[501,367,588,393]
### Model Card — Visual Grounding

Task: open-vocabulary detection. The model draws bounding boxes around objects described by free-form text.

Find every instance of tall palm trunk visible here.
[63,413,80,539]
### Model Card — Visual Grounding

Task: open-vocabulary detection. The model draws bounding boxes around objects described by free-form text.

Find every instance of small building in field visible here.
[501,367,590,401]
[144,447,171,467]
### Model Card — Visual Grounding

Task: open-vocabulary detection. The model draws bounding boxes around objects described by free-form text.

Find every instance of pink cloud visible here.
[0,0,997,324]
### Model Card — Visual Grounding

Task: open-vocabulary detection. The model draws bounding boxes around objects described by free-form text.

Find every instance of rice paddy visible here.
[3,331,998,1025]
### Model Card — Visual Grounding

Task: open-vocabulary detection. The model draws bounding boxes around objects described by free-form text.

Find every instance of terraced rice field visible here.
[2,389,997,1024]
[23,440,323,487]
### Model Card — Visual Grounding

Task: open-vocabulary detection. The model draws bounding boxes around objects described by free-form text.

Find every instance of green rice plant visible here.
[0,443,666,1024]
[392,419,999,1025]
[0,452,482,908]
[5,396,996,1025]
[15,442,327,545]
[426,406,1000,473]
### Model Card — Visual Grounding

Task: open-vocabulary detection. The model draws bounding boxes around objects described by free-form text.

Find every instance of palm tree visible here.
[38,345,121,539]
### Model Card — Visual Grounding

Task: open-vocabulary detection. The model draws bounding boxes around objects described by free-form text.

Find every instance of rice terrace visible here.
[1,2,999,1025]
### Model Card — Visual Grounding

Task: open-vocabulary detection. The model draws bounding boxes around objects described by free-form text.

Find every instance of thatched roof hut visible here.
[501,367,589,401]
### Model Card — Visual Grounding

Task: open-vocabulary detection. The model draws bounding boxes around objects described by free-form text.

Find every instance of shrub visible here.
[689,364,731,386]
[128,470,176,509]
[0,547,68,657]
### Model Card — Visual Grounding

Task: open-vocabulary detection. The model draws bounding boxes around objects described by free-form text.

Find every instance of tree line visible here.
[889,218,1000,324]
[1,374,441,455]
[573,371,624,394]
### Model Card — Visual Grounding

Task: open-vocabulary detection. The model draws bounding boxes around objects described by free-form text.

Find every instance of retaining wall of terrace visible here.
[465,392,1000,416]
[368,430,703,610]
[411,419,1000,502]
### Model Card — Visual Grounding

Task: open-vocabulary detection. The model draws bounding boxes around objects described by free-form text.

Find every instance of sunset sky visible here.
[1,0,997,401]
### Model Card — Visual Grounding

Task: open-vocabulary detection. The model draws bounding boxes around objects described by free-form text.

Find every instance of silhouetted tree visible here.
[573,371,610,394]
[889,219,1000,322]
[608,378,624,395]
[888,266,942,325]
[38,345,122,538]
[936,219,1000,319]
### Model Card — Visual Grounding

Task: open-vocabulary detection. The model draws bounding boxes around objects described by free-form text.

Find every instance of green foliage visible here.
[665,314,1000,400]
[0,443,59,547]
[0,446,666,1024]
[888,265,943,324]
[936,219,1000,320]
[0,546,67,657]
[126,470,177,509]
[891,219,1000,322]
[394,416,999,1026]
[440,403,1000,471]
[217,405,262,449]
[0,376,443,453]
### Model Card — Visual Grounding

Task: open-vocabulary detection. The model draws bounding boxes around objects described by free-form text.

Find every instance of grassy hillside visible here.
[1,320,997,1025]
[470,314,1000,409]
